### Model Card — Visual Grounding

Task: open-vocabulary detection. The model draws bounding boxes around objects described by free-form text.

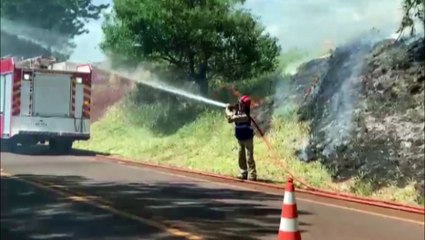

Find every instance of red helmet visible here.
[239,95,251,107]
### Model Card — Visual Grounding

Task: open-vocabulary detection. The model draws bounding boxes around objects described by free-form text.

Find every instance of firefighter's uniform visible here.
[225,96,257,181]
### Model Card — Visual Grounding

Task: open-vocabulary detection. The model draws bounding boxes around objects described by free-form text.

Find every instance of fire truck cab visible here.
[0,56,92,153]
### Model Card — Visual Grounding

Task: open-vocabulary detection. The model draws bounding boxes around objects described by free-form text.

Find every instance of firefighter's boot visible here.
[248,174,257,181]
[237,173,248,180]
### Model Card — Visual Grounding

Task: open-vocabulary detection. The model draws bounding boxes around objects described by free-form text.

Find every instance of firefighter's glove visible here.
[226,103,232,111]
[226,103,237,111]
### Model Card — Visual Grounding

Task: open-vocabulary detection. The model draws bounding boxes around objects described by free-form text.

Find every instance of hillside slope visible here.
[77,35,424,206]
[283,35,424,200]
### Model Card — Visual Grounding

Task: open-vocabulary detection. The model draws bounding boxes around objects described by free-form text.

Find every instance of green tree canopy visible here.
[1,0,109,60]
[398,0,425,36]
[101,0,281,95]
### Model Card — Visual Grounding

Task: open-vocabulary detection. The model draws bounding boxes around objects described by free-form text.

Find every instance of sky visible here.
[69,0,405,63]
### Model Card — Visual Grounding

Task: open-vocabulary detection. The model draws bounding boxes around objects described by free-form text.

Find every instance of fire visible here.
[323,39,334,51]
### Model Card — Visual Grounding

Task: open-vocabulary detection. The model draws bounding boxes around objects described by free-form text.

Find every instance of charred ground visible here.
[276,36,425,201]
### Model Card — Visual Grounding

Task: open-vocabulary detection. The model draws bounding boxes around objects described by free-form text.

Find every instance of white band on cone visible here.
[283,191,296,205]
[279,217,299,232]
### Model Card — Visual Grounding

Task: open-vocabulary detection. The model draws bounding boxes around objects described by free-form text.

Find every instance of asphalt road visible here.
[1,147,424,240]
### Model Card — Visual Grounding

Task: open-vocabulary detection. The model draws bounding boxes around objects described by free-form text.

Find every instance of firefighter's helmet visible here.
[239,95,251,107]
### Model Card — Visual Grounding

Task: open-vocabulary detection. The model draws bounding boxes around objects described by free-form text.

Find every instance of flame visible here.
[323,39,334,51]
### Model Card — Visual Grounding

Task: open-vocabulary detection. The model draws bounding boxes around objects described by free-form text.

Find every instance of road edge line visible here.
[95,155,425,216]
[115,159,425,225]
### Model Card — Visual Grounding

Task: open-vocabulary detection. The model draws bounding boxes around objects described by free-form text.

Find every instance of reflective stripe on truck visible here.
[1,57,93,143]
[12,70,21,116]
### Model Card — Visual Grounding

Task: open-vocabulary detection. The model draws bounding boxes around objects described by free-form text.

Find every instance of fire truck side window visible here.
[0,75,5,113]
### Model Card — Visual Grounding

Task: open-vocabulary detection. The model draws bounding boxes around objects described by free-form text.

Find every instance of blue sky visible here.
[69,0,405,62]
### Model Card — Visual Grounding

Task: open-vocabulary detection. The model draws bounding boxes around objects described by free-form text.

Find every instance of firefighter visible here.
[225,95,257,181]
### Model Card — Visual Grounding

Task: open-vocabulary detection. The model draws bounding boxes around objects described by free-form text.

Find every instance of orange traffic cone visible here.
[278,178,301,240]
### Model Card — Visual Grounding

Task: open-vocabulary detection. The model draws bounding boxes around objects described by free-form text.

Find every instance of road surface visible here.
[1,147,424,240]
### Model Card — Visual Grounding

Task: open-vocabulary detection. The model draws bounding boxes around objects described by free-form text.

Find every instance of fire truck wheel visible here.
[10,143,18,153]
[4,140,18,153]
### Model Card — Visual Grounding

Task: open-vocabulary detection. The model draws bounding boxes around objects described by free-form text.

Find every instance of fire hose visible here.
[225,90,424,214]
[249,114,425,214]
[248,115,314,189]
[226,102,325,189]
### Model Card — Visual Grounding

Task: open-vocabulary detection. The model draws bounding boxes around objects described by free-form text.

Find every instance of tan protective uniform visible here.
[225,107,257,180]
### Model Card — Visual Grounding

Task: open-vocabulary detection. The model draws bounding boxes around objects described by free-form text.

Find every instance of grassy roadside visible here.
[74,101,329,184]
[75,100,423,206]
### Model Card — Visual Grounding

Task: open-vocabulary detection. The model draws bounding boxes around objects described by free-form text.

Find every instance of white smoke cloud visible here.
[1,18,73,56]
[70,0,409,62]
[243,0,405,52]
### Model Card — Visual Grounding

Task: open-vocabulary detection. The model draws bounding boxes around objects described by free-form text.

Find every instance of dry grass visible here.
[75,103,423,206]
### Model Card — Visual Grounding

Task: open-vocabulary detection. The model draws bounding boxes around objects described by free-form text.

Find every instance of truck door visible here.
[0,73,13,138]
[32,72,72,117]
[0,74,4,137]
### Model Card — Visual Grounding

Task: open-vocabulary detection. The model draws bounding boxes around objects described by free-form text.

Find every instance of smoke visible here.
[248,0,414,161]
[321,32,383,154]
[287,30,387,162]
[244,0,405,53]
[260,0,409,129]
[0,18,74,57]
[63,0,412,64]
[94,60,227,108]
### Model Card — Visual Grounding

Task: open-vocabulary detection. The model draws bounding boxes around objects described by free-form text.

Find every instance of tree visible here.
[100,0,281,96]
[1,0,109,60]
[397,0,425,36]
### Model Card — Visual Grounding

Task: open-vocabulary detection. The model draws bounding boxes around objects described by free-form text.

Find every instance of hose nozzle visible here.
[226,103,238,111]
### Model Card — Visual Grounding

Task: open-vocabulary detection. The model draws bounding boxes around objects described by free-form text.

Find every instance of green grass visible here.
[75,99,423,206]
[76,100,321,190]
[75,101,329,183]
[74,50,424,206]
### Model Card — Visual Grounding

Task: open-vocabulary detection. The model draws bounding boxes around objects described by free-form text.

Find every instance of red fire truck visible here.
[0,56,92,153]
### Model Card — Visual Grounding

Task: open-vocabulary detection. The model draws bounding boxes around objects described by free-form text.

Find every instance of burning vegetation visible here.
[275,34,425,200]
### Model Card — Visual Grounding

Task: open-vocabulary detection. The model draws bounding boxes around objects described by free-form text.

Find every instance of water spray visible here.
[96,67,267,137]
[95,66,228,108]
[134,79,228,108]
[137,75,265,136]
